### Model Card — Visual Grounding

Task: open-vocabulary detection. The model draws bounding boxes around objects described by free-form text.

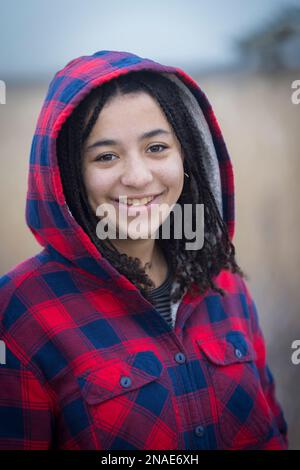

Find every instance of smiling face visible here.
[82,91,184,241]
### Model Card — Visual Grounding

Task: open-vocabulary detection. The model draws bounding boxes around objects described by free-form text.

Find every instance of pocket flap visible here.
[77,350,163,405]
[197,331,257,365]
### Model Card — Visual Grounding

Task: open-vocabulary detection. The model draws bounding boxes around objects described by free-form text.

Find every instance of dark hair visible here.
[56,70,247,303]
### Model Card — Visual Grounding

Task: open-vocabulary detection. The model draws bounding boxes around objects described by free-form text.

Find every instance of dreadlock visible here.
[56,70,247,304]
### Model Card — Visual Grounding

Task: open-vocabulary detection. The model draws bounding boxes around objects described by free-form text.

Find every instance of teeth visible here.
[118,196,155,206]
[127,196,154,206]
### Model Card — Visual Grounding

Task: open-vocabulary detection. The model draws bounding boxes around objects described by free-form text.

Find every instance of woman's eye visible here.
[95,154,117,162]
[95,145,167,162]
[148,144,167,153]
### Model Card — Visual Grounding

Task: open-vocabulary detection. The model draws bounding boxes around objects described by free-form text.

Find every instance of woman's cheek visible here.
[83,167,112,210]
[164,164,184,193]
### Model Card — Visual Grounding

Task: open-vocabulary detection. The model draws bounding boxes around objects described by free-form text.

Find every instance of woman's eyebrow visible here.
[85,128,171,150]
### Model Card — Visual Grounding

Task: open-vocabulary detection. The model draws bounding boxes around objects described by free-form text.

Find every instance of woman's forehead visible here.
[86,92,174,138]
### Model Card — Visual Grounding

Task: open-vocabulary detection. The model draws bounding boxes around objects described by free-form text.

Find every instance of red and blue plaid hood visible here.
[26,49,234,281]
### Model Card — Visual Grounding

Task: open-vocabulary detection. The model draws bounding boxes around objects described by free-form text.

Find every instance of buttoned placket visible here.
[134,288,210,449]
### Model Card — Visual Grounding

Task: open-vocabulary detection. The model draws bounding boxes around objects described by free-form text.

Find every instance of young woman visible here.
[0,50,288,450]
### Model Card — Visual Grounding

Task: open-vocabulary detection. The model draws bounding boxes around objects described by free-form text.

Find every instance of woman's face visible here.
[82,90,184,240]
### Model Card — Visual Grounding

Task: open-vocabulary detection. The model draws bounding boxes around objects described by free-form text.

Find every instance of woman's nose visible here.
[120,159,153,187]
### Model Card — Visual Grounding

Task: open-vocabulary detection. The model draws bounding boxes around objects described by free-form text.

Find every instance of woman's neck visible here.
[146,244,169,288]
[109,238,168,288]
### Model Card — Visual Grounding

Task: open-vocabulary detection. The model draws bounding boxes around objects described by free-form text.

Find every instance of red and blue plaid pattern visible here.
[0,50,288,449]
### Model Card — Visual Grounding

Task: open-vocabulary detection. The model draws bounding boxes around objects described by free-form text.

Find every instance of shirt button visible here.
[120,376,132,388]
[235,348,243,359]
[194,425,205,437]
[174,352,186,364]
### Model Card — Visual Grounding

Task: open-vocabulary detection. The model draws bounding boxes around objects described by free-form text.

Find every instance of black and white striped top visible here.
[147,264,173,327]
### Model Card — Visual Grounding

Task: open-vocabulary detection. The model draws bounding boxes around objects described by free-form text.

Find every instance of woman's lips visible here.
[110,191,165,216]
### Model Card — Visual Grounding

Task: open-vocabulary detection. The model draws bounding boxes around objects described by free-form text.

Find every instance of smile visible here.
[112,191,165,207]
[110,191,166,215]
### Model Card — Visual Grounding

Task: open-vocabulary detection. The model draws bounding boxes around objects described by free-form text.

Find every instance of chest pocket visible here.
[76,350,178,449]
[197,331,274,449]
[78,350,163,405]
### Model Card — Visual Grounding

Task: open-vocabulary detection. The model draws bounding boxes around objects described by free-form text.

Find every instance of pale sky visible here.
[0,0,299,79]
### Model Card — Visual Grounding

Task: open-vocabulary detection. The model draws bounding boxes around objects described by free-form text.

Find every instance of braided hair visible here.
[56,70,247,303]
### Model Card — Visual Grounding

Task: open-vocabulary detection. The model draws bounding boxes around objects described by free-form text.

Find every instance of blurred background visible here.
[0,0,299,449]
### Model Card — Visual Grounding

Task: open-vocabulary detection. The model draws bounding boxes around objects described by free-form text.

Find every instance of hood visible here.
[26,50,235,282]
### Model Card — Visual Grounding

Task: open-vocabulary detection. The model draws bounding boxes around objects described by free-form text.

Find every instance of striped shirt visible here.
[147,263,173,327]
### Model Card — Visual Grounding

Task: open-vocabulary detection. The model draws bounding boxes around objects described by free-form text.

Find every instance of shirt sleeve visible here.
[241,277,289,449]
[0,342,55,450]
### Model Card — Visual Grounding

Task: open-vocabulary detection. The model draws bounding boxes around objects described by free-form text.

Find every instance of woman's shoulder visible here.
[213,268,249,295]
[0,248,64,322]
[1,248,55,290]
[1,249,47,283]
